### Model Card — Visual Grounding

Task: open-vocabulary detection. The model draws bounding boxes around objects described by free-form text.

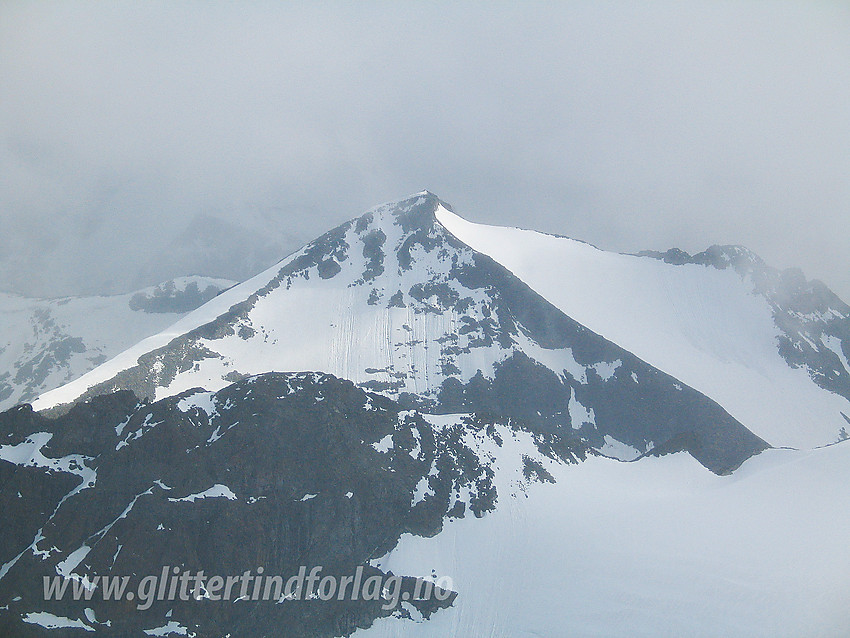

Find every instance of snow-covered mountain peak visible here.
[33,194,771,473]
[362,190,451,227]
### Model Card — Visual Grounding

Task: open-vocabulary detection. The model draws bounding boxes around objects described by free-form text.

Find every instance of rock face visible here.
[0,277,235,411]
[0,372,583,636]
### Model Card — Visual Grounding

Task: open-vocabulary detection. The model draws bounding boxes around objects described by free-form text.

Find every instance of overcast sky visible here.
[1,1,849,300]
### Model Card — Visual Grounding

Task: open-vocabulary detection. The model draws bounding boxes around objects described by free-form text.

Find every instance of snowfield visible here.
[361,439,850,638]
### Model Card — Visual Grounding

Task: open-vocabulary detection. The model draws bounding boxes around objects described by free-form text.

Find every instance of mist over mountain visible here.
[2,3,849,301]
[0,209,319,299]
[0,276,235,411]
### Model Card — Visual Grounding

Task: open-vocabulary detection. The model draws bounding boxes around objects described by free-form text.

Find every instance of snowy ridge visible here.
[436,206,850,449]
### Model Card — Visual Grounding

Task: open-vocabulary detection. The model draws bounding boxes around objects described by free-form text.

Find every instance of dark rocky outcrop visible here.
[1,373,553,637]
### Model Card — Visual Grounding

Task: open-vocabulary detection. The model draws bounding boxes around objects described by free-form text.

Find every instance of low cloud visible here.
[1,2,848,298]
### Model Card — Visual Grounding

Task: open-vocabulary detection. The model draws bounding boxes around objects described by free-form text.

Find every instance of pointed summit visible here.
[363,190,455,235]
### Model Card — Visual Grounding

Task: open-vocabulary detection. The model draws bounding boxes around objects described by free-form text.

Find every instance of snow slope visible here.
[436,206,850,449]
[361,439,850,638]
[0,276,234,411]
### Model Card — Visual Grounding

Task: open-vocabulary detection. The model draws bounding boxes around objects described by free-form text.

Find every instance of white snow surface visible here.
[359,439,850,638]
[822,334,850,376]
[176,390,218,417]
[167,484,237,503]
[436,205,850,449]
[597,434,643,461]
[372,434,394,454]
[144,620,189,636]
[22,611,95,632]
